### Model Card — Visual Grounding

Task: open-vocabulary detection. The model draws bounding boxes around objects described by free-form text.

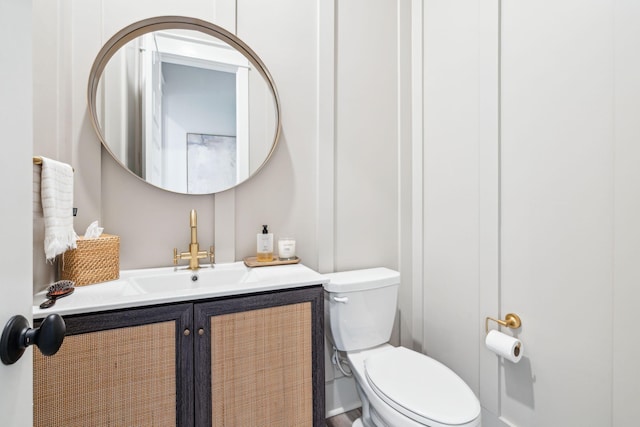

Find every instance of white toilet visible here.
[324,268,481,427]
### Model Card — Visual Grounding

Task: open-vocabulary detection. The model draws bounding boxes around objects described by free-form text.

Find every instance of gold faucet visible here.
[173,209,214,270]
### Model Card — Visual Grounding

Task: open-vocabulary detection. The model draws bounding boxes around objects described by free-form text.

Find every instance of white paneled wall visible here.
[421,0,482,396]
[327,0,404,416]
[500,1,614,425]
[418,1,640,426]
[334,0,399,273]
[31,1,640,424]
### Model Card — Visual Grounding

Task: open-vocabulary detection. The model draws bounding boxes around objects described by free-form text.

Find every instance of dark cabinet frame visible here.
[38,284,324,426]
[194,286,325,426]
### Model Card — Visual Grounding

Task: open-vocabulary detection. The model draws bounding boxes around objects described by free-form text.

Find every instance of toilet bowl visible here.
[324,268,481,427]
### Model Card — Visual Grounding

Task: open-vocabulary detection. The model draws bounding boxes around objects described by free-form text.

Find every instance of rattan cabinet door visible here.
[33,303,194,427]
[194,286,325,427]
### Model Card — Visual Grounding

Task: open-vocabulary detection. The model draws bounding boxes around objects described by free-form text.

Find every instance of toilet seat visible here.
[364,347,481,426]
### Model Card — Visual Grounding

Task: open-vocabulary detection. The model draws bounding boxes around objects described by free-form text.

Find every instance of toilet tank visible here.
[323,268,400,352]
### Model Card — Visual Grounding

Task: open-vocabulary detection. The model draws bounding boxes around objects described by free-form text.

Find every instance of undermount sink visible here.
[128,263,252,294]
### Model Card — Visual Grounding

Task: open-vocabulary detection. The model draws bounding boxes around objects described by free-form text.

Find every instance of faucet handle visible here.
[173,248,179,265]
[209,246,215,264]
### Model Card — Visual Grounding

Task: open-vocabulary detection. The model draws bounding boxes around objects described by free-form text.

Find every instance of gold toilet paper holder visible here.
[485,313,522,334]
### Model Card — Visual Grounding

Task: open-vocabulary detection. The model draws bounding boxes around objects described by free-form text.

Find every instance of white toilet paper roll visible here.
[485,329,523,363]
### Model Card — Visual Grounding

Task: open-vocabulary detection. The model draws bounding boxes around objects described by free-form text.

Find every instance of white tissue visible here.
[84,221,104,239]
[485,330,523,363]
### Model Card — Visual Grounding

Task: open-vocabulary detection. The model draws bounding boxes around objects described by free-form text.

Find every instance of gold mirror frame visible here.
[87,16,281,194]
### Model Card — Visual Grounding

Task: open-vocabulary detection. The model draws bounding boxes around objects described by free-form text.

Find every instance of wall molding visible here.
[478,0,501,415]
[409,0,425,352]
[316,0,336,274]
[213,0,237,263]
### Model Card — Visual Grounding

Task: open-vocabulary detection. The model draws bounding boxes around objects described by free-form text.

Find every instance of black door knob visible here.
[0,314,66,365]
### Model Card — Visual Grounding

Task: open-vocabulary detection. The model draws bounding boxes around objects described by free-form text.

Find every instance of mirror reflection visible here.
[89,18,280,194]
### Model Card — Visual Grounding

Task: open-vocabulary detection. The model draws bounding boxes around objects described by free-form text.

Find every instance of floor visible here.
[326,408,362,427]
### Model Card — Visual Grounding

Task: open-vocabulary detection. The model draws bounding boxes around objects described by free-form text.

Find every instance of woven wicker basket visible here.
[60,234,120,286]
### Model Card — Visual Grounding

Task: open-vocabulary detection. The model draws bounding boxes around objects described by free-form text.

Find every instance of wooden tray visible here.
[243,256,301,268]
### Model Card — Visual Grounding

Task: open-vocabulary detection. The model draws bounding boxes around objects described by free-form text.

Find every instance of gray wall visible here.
[32,0,400,287]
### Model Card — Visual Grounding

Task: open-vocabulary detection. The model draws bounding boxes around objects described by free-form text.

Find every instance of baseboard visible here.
[325,376,362,418]
[481,407,516,427]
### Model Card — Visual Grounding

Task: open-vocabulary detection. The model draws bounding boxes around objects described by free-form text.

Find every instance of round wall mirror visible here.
[87,16,281,194]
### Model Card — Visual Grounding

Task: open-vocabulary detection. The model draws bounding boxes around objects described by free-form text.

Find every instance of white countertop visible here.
[33,262,328,319]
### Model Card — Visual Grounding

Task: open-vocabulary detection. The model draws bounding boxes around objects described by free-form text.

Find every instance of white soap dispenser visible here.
[256,225,274,262]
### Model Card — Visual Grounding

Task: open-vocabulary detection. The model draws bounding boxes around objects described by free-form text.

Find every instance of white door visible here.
[483,1,640,425]
[0,0,34,425]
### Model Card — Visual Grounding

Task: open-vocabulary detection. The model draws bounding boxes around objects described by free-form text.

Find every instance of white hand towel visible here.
[33,163,42,216]
[40,157,77,261]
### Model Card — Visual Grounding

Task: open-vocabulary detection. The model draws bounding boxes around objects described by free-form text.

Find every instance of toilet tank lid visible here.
[323,268,400,292]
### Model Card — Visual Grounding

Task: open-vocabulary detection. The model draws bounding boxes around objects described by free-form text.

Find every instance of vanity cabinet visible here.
[33,285,324,427]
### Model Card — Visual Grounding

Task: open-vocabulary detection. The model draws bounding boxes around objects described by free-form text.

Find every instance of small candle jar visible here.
[278,237,296,260]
